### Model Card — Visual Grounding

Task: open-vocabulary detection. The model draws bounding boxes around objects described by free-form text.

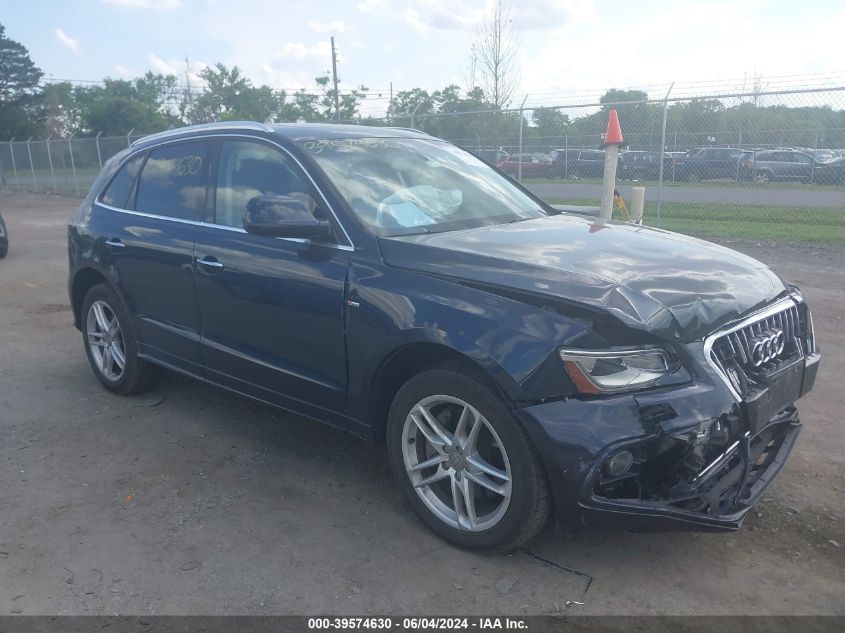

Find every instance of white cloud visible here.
[403,9,429,34]
[519,1,843,104]
[102,0,182,9]
[148,53,177,74]
[308,20,347,34]
[279,41,336,62]
[54,28,79,53]
[401,0,595,34]
[114,64,134,78]
[356,0,389,13]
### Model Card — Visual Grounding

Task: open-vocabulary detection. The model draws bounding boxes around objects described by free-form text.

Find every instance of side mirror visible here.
[243,194,332,240]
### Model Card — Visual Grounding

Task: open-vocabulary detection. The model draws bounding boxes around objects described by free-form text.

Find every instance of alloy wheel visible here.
[86,300,126,382]
[401,395,512,532]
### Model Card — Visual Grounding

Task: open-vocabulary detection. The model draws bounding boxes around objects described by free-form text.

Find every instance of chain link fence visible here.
[1,85,844,244]
[0,134,144,196]
[387,85,845,244]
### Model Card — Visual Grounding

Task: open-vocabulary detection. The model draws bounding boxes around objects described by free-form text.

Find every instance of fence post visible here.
[68,134,80,196]
[26,137,37,192]
[46,135,57,193]
[9,138,19,189]
[95,131,103,167]
[517,95,528,182]
[126,129,135,148]
[409,105,421,130]
[564,133,568,179]
[655,82,674,229]
[735,128,742,183]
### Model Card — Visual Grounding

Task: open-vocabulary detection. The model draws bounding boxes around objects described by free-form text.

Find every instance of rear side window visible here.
[135,142,210,220]
[101,154,144,208]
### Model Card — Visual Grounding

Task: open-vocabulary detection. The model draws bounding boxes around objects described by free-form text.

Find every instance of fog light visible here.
[605,450,634,477]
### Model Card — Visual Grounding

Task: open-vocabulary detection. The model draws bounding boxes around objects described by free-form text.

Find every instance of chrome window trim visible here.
[702,296,800,401]
[100,132,355,250]
[97,202,354,252]
[130,122,275,147]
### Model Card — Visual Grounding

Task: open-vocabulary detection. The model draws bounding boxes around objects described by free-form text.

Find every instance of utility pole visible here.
[185,57,193,112]
[330,36,340,121]
[389,81,393,123]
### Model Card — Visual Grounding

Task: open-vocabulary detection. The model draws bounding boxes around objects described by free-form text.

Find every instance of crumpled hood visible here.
[379,214,786,341]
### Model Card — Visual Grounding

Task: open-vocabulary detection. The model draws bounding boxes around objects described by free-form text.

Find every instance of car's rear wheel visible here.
[387,363,550,552]
[687,171,702,183]
[81,283,161,395]
[755,170,772,183]
[0,215,8,259]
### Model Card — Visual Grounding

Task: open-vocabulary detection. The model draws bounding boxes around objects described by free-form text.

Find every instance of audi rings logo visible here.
[750,329,786,366]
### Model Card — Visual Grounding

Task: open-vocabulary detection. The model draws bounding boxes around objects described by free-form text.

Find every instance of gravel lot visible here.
[0,193,843,616]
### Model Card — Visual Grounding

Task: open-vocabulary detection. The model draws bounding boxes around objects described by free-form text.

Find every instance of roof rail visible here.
[130,121,275,147]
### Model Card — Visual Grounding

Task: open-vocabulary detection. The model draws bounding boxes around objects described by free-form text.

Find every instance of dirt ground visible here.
[0,192,842,616]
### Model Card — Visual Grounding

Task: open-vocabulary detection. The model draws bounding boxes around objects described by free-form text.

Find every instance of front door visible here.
[192,138,350,417]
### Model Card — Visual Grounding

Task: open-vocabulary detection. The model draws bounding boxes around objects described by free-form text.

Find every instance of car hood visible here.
[378,214,786,341]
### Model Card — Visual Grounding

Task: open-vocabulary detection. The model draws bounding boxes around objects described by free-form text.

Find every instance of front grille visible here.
[707,300,814,399]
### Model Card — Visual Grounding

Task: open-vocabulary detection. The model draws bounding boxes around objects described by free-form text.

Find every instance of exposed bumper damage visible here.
[516,347,820,532]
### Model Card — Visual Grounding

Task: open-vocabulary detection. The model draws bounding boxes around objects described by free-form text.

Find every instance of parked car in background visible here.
[744,149,845,184]
[563,149,605,178]
[472,149,509,167]
[618,150,672,181]
[496,153,553,179]
[67,121,820,552]
[0,213,8,258]
[673,147,744,182]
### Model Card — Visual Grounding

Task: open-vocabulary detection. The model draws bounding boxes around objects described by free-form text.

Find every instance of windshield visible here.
[300,137,549,236]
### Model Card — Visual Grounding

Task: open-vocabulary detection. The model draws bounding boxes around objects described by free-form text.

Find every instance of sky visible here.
[4,0,845,116]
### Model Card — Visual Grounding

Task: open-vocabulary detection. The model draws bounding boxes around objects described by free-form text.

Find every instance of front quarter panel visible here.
[345,260,593,423]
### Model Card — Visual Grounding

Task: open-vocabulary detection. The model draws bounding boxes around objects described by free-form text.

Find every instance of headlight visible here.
[559,347,672,394]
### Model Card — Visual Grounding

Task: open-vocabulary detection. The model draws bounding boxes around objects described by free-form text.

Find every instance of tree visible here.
[0,24,42,102]
[473,0,519,112]
[75,77,178,135]
[390,88,434,121]
[0,23,44,137]
[315,73,368,121]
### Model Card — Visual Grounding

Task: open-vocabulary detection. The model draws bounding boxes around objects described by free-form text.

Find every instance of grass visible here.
[526,177,845,191]
[545,197,845,244]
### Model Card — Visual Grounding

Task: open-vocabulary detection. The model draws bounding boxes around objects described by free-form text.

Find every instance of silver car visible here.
[751,149,845,184]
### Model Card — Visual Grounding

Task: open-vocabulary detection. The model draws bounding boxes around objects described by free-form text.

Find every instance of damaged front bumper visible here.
[516,350,820,532]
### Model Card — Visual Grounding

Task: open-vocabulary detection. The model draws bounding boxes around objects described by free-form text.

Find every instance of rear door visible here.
[789,152,814,181]
[191,138,350,415]
[93,140,209,373]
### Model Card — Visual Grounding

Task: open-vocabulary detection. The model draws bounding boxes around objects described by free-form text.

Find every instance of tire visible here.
[0,215,7,259]
[687,171,702,183]
[81,283,161,395]
[387,362,550,553]
[755,170,772,184]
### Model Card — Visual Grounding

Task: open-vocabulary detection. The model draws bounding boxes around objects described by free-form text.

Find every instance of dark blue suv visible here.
[68,122,820,551]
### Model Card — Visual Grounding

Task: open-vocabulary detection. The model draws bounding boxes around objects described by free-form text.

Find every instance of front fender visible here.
[345,261,592,422]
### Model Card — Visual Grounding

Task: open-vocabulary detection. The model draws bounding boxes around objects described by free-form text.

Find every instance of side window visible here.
[793,153,812,164]
[101,154,145,208]
[135,141,210,220]
[214,140,317,229]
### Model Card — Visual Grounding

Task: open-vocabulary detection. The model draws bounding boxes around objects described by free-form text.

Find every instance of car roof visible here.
[131,121,431,148]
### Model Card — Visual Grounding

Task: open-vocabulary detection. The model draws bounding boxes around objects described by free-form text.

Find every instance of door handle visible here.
[196,256,224,273]
[105,238,126,249]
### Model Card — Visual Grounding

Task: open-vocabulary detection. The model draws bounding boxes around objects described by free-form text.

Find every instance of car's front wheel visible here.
[81,283,161,395]
[387,363,550,552]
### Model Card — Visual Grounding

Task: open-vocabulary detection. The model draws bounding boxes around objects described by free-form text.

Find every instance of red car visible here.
[496,153,553,179]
